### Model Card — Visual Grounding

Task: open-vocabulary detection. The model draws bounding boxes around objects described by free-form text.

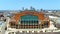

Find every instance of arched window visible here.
[20,14,38,25]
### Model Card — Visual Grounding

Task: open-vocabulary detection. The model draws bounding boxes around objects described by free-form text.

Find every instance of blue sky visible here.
[0,0,60,10]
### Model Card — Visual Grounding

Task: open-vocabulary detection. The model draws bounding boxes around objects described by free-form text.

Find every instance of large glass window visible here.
[20,14,38,25]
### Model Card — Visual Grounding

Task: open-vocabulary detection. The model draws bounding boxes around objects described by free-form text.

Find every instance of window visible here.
[44,21,49,27]
[8,32,14,34]
[10,22,16,28]
[20,14,38,25]
[20,14,39,29]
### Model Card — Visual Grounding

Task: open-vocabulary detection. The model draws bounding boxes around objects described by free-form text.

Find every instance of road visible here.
[5,32,60,34]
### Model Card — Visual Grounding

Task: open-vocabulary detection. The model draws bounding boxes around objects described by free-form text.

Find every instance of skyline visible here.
[0,0,60,10]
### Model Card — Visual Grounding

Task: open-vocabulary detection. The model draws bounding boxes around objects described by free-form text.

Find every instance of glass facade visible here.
[20,14,38,25]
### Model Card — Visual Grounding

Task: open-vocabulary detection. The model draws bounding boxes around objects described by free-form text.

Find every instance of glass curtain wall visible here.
[20,14,38,25]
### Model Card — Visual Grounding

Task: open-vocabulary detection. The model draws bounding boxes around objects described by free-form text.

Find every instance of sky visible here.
[0,0,60,10]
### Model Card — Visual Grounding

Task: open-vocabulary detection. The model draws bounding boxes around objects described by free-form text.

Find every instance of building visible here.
[0,13,7,34]
[9,10,50,29]
[7,10,50,34]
